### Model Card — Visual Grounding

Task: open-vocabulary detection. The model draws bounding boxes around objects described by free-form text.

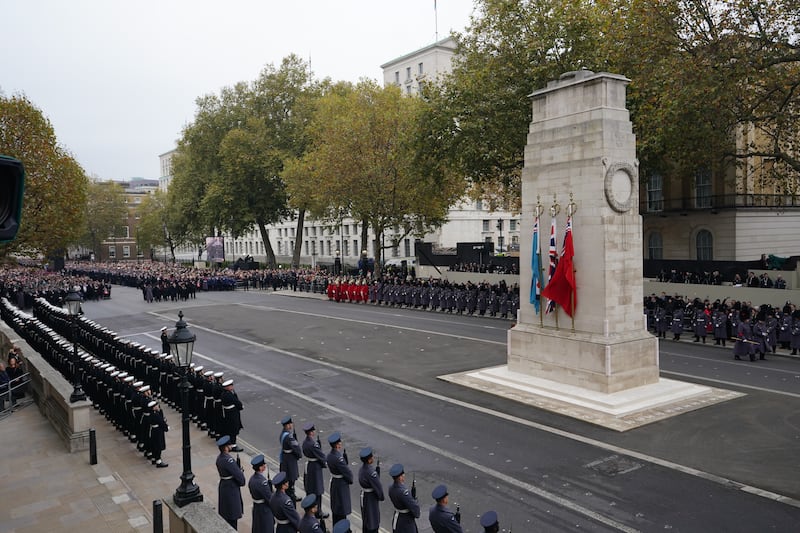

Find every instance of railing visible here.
[641,193,800,214]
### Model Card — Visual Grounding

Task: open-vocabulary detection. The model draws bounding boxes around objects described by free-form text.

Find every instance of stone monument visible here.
[441,71,739,430]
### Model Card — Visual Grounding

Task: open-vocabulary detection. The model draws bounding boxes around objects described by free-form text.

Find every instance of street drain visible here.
[584,455,643,476]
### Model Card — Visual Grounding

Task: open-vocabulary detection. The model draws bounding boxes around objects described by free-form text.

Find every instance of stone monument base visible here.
[439,365,743,431]
[508,323,661,394]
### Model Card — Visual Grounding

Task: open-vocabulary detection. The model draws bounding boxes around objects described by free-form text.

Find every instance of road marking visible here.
[147,312,800,515]
[235,302,506,346]
[660,370,800,399]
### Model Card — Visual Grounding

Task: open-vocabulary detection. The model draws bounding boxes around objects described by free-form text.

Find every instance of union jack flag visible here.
[545,216,559,314]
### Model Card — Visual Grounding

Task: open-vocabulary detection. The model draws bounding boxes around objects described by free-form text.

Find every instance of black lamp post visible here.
[169,310,203,507]
[64,288,87,403]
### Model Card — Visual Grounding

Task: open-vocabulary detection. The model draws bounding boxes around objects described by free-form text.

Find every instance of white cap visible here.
[147,400,157,408]
[222,379,233,387]
[139,385,151,393]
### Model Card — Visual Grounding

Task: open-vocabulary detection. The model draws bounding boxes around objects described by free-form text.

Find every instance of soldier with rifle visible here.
[248,454,274,533]
[358,446,384,533]
[279,415,303,502]
[302,422,330,521]
[326,431,353,525]
[388,463,419,533]
[428,484,462,532]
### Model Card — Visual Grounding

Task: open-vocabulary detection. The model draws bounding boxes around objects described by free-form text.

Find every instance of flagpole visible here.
[567,193,578,331]
[550,196,560,329]
[534,198,545,327]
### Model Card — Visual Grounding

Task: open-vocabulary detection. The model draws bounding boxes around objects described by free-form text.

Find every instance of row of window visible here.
[394,62,425,84]
[108,245,135,259]
[647,230,713,260]
[482,219,518,232]
[646,169,712,212]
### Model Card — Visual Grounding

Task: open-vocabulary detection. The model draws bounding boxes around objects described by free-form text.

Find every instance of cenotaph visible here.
[441,71,740,430]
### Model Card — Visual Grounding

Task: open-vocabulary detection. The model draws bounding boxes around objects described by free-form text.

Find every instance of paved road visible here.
[84,287,800,532]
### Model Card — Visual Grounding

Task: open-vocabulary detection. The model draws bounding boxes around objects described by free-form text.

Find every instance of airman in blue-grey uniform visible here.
[299,494,322,533]
[279,415,303,502]
[388,463,420,533]
[248,454,274,533]
[270,472,301,533]
[216,435,245,530]
[358,446,384,533]
[302,422,329,519]
[326,431,353,525]
[428,484,462,533]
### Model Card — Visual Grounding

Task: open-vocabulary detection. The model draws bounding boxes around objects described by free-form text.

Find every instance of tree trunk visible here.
[360,217,369,257]
[257,221,277,268]
[292,209,305,269]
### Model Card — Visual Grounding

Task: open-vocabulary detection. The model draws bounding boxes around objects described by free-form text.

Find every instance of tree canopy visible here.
[0,94,88,258]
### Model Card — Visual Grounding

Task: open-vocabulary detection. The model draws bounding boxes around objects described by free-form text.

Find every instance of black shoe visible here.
[735,356,742,360]
[230,445,243,453]
[156,462,169,468]
[317,512,330,519]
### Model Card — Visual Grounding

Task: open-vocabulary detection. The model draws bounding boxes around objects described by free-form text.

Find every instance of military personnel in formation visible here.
[211,371,225,439]
[299,494,322,533]
[160,326,170,354]
[358,446,384,533]
[248,454,274,533]
[326,431,353,525]
[480,510,500,533]
[692,301,709,343]
[215,435,246,530]
[220,379,244,451]
[791,309,800,355]
[279,415,303,502]
[753,313,769,360]
[428,484,462,533]
[388,463,420,533]
[712,305,728,346]
[671,305,685,341]
[302,422,329,520]
[270,471,301,533]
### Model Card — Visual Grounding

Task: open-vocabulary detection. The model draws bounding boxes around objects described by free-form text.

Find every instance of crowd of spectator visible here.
[448,262,518,275]
[657,268,788,289]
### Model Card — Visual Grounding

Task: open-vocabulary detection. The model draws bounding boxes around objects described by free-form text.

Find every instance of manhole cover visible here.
[584,455,642,476]
[303,368,339,379]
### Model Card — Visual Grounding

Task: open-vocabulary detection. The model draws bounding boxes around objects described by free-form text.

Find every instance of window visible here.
[353,239,358,256]
[475,200,483,210]
[121,226,130,238]
[352,224,358,234]
[418,62,423,74]
[304,241,309,255]
[312,226,317,236]
[326,241,331,256]
[404,239,411,257]
[122,245,130,258]
[277,242,282,255]
[510,219,517,231]
[304,227,309,236]
[647,172,664,212]
[344,240,350,256]
[482,220,490,232]
[696,230,713,260]
[108,246,116,259]
[648,232,663,260]
[498,236,505,252]
[695,168,712,208]
[406,66,411,80]
[394,71,400,84]
[344,225,350,235]
[311,241,317,255]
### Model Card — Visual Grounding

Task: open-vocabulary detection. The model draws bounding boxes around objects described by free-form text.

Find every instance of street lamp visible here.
[64,288,87,403]
[168,310,203,507]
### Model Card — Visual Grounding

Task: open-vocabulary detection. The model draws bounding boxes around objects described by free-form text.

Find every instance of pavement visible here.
[1,288,798,533]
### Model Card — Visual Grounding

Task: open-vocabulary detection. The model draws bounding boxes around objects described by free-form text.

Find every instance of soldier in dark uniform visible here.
[248,454,274,533]
[753,313,769,360]
[202,370,215,433]
[734,313,756,361]
[692,301,708,343]
[220,379,244,452]
[160,326,170,354]
[388,464,419,533]
[358,446,384,533]
[326,431,353,525]
[791,309,800,355]
[671,305,684,341]
[210,371,225,439]
[479,510,499,533]
[428,484,462,533]
[270,471,301,533]
[147,400,169,468]
[299,494,322,533]
[302,422,329,520]
[215,435,245,530]
[279,415,302,502]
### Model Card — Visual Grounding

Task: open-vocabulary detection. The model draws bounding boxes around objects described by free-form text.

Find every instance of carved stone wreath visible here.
[604,161,637,213]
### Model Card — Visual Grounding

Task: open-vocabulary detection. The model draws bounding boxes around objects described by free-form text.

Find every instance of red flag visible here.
[542,217,576,317]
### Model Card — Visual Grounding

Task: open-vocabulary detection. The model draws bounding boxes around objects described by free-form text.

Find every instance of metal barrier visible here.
[0,370,32,417]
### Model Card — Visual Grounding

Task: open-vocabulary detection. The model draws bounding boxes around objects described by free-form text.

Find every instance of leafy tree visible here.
[136,189,178,261]
[81,180,127,259]
[297,80,465,270]
[0,94,88,258]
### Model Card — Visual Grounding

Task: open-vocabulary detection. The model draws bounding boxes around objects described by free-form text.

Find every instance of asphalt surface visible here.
[81,286,800,533]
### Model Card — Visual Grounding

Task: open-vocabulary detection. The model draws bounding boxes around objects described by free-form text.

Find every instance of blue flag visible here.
[530,216,541,313]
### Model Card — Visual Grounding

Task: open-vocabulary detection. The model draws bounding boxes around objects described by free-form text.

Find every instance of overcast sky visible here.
[2,0,476,180]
